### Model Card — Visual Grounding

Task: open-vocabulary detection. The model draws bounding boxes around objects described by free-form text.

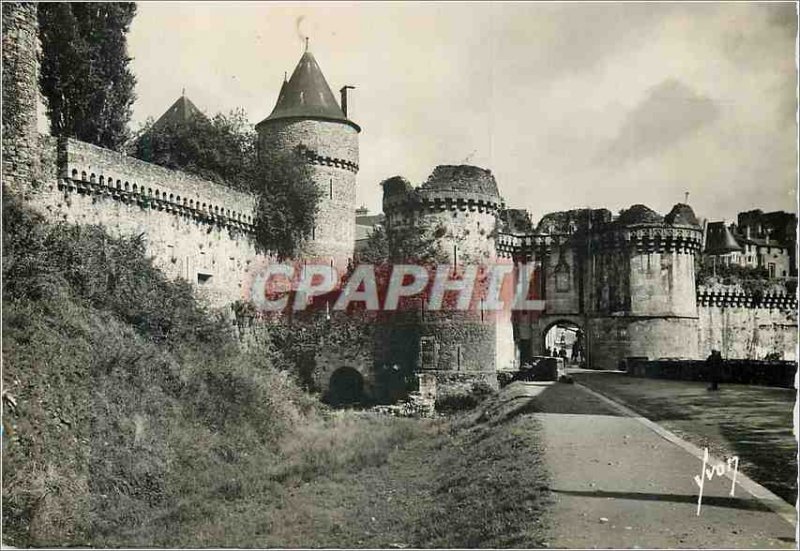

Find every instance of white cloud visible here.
[127,2,797,224]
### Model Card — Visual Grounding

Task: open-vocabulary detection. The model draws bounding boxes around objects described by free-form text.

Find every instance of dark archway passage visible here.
[543,320,584,365]
[325,366,365,406]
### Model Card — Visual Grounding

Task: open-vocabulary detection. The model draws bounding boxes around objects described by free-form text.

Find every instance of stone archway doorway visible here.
[542,320,585,366]
[324,366,365,406]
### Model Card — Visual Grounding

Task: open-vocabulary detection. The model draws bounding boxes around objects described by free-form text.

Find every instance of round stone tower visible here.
[588,203,704,369]
[376,166,507,403]
[255,46,360,267]
[2,2,40,192]
[382,165,504,264]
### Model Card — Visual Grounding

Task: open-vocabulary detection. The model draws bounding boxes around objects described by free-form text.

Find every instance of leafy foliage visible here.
[251,150,323,260]
[132,109,257,192]
[357,221,449,265]
[38,3,137,151]
[695,257,793,295]
[132,106,321,259]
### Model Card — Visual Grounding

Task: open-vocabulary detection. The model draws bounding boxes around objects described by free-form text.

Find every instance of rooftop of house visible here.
[705,221,744,254]
[356,213,385,227]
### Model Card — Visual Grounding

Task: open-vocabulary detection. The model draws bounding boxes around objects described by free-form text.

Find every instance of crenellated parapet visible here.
[496,232,580,258]
[383,165,504,221]
[303,149,358,173]
[383,188,503,216]
[591,223,704,254]
[58,137,257,234]
[697,288,798,310]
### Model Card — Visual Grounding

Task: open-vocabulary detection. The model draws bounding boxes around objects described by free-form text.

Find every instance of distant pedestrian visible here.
[706,350,722,391]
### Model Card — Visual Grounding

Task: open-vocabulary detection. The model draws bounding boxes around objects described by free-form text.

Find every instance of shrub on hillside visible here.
[1,195,314,547]
[434,381,496,413]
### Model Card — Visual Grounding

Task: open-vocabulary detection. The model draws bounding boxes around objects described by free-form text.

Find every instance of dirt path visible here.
[511,381,796,548]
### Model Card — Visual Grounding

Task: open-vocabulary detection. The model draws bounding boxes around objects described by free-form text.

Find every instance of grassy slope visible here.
[1,196,312,546]
[2,196,550,547]
[167,408,551,549]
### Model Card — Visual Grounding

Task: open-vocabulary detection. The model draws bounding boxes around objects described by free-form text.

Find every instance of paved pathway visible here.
[503,381,796,548]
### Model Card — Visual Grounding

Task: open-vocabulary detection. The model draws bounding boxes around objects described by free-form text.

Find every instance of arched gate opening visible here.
[324,366,365,406]
[542,320,585,366]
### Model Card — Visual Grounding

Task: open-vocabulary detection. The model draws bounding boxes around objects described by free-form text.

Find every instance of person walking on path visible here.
[706,349,723,391]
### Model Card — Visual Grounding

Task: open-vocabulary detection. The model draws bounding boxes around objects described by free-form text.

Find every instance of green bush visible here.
[1,195,313,546]
[435,382,496,413]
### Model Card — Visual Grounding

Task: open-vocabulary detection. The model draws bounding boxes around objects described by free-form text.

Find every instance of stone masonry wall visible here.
[628,250,697,317]
[543,245,581,315]
[697,305,797,361]
[588,316,700,371]
[2,2,39,193]
[29,136,264,307]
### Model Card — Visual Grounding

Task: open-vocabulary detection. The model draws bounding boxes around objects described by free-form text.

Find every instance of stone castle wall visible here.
[696,289,797,361]
[2,2,39,193]
[588,317,700,370]
[28,136,264,307]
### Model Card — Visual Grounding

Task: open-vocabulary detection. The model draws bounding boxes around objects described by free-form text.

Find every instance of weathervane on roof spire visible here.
[181,87,185,97]
[305,37,309,52]
[684,191,690,203]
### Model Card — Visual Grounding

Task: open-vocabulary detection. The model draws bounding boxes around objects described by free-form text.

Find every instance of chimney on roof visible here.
[340,85,355,118]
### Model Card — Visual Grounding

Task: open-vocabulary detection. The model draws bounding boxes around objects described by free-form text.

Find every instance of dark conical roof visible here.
[705,222,743,254]
[151,95,206,131]
[258,50,359,130]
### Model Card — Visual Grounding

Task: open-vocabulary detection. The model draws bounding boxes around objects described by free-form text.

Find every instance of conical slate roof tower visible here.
[262,50,357,128]
[256,43,360,266]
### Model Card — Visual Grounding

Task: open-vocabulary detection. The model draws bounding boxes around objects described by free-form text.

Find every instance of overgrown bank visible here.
[1,194,316,546]
[1,197,550,547]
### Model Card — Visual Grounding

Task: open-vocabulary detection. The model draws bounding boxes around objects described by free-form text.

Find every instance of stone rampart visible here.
[2,2,39,192]
[696,290,797,361]
[27,136,264,307]
[60,138,257,229]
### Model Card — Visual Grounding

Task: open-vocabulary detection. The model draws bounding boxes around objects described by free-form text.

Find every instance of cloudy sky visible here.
[127,1,797,224]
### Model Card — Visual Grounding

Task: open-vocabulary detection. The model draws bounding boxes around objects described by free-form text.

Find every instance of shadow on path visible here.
[551,489,773,512]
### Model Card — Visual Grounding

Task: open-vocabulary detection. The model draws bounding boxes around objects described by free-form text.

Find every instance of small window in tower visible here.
[312,225,316,240]
[197,272,212,285]
[329,179,333,199]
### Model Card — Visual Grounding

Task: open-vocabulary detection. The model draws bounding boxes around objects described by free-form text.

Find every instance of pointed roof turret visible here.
[705,221,743,254]
[150,94,207,132]
[257,48,359,131]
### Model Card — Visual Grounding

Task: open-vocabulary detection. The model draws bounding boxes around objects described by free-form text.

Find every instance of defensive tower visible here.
[587,203,704,369]
[2,2,40,192]
[377,166,511,402]
[255,45,360,267]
